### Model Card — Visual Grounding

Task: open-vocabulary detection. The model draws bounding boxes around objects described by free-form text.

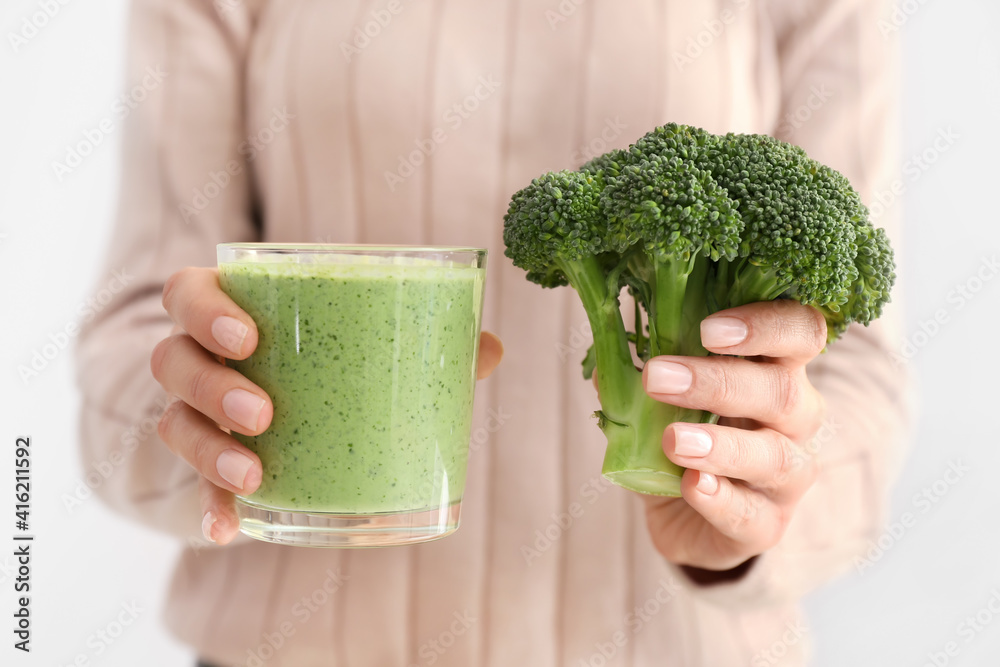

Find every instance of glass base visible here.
[236,498,462,548]
[603,469,683,496]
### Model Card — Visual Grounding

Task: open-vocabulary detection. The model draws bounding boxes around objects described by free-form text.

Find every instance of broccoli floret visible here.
[702,134,863,338]
[504,171,651,474]
[502,170,608,287]
[503,124,896,496]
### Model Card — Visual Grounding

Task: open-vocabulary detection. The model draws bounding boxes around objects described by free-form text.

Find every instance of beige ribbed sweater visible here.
[75,0,909,664]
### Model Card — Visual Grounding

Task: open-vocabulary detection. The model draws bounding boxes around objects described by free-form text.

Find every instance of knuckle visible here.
[771,433,796,482]
[150,337,171,381]
[807,307,829,353]
[768,312,794,350]
[157,400,183,449]
[161,270,184,313]
[727,430,755,472]
[708,363,740,406]
[187,364,217,408]
[726,489,758,535]
[189,427,218,473]
[774,366,802,420]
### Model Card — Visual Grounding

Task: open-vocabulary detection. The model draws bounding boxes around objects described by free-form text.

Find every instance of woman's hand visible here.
[641,300,827,572]
[150,267,504,546]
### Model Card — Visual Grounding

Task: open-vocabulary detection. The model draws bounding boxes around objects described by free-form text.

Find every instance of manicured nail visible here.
[202,511,217,542]
[212,316,249,356]
[696,472,719,495]
[222,389,266,432]
[673,425,713,457]
[646,360,693,394]
[216,449,255,489]
[700,316,748,348]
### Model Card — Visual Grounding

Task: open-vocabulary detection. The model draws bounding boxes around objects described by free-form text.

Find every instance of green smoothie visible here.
[218,259,484,514]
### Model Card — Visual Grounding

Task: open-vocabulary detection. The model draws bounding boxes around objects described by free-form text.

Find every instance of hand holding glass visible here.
[216,244,487,547]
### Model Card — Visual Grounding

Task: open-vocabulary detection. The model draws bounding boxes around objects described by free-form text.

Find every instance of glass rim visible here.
[218,242,487,255]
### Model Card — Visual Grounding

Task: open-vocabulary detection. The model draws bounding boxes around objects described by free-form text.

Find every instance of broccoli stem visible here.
[728,262,793,307]
[649,254,694,355]
[557,255,634,419]
[598,388,715,496]
[560,252,715,496]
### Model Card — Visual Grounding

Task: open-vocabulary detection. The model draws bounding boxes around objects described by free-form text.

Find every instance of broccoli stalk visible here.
[503,124,895,497]
[559,254,709,495]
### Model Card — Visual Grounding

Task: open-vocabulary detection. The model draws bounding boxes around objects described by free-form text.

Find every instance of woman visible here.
[75,0,908,664]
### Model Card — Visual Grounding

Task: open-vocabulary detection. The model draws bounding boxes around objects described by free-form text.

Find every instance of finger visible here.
[151,334,273,435]
[680,469,786,557]
[157,399,263,495]
[642,355,824,438]
[699,300,828,366]
[199,476,240,545]
[663,423,817,500]
[162,267,259,360]
[477,331,504,380]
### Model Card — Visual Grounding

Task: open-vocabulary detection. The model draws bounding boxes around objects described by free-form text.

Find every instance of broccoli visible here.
[503,123,896,496]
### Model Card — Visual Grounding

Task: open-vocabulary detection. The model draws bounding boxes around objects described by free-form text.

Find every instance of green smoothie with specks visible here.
[219,258,485,515]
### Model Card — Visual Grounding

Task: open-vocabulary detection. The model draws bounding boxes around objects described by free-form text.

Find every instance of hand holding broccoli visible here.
[640,299,827,571]
[503,123,895,570]
[503,123,893,496]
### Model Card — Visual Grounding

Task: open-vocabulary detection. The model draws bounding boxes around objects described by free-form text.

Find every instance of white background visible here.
[0,1,997,666]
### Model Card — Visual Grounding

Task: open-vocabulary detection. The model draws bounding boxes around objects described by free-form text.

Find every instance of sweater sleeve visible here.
[73,0,264,544]
[674,0,913,607]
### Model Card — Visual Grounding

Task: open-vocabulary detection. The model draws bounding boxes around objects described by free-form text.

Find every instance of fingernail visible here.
[696,472,719,495]
[646,360,693,394]
[202,511,217,542]
[217,449,255,489]
[673,425,713,457]
[212,316,249,356]
[701,316,748,348]
[222,389,266,432]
